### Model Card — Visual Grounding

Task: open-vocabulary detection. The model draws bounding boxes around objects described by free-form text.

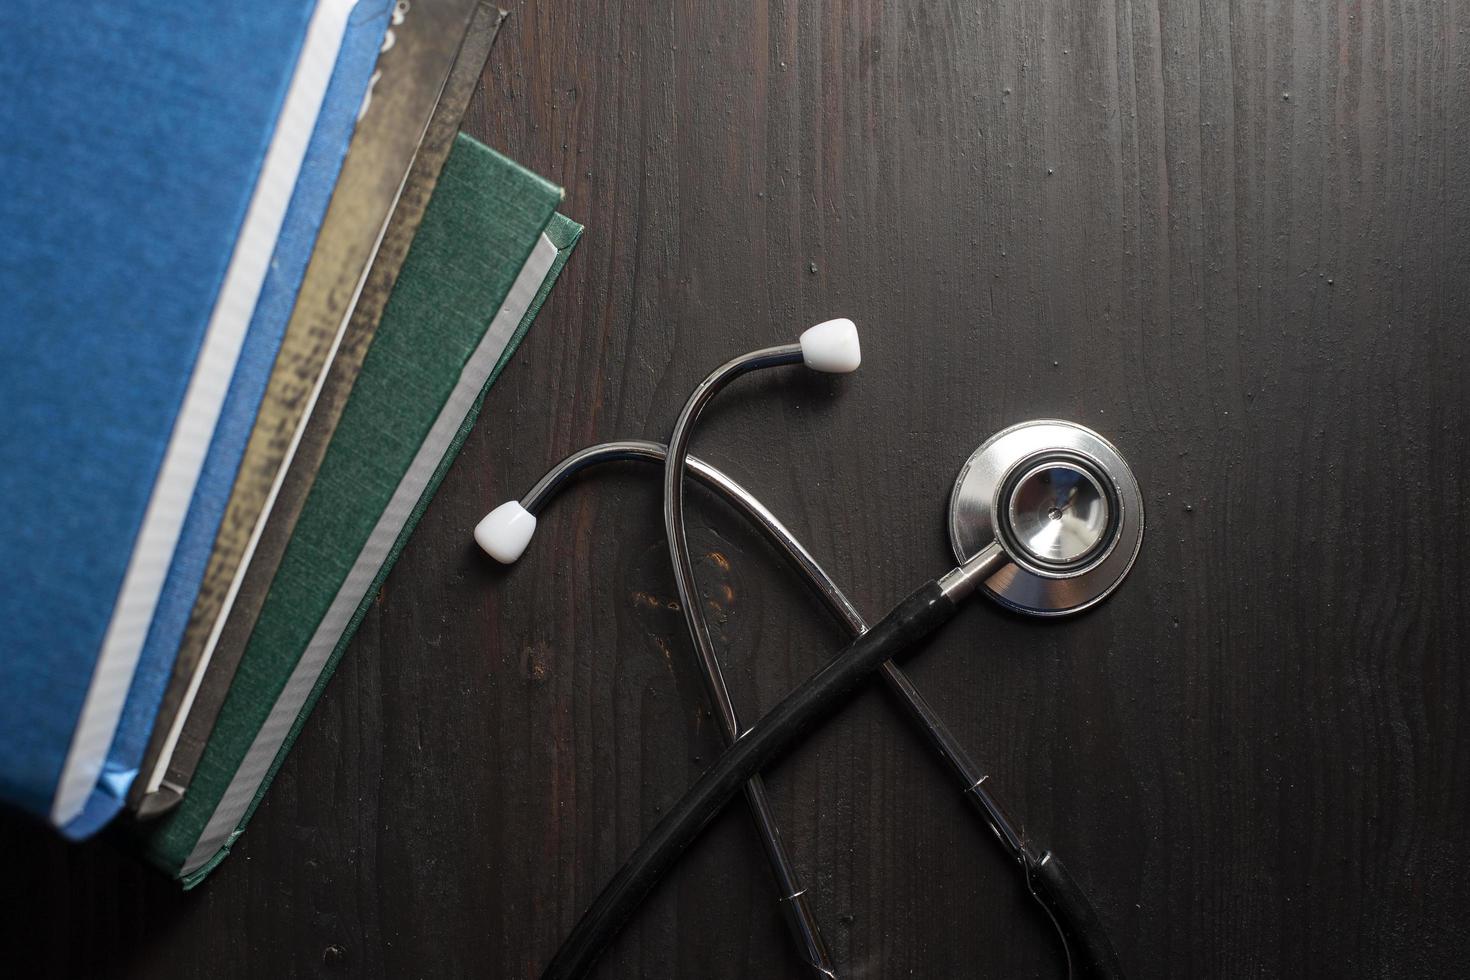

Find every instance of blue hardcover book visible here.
[54,0,397,840]
[0,0,357,833]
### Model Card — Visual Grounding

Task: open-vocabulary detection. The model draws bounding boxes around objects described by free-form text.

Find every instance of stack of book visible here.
[0,1,578,886]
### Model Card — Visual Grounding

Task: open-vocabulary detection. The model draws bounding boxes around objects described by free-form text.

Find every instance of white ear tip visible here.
[799,318,861,373]
[475,501,538,563]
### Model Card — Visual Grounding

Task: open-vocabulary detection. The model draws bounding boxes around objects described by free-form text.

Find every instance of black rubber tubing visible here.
[1023,851,1126,979]
[542,579,958,980]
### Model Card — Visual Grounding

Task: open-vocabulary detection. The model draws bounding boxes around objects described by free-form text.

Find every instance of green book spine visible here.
[139,135,577,880]
[177,213,582,887]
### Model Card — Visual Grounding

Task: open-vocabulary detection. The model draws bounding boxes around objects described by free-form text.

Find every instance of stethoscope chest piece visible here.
[949,419,1144,617]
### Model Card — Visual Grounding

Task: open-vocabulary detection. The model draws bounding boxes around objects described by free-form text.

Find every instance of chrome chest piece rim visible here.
[948,419,1144,617]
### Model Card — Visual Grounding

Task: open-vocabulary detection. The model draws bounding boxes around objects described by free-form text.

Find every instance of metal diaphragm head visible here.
[949,420,1144,617]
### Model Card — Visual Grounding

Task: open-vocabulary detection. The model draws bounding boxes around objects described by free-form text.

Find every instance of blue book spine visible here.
[0,3,324,827]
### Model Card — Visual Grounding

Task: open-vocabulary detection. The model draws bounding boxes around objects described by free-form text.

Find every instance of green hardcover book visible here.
[139,133,581,883]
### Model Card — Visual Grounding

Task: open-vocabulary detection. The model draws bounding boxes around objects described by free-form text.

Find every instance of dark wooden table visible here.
[8,2,1470,976]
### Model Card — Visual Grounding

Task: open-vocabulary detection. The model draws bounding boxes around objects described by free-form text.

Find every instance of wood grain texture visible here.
[6,0,1469,976]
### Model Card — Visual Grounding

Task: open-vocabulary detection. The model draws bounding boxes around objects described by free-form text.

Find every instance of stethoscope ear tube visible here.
[540,578,961,980]
[508,439,1126,978]
[1023,851,1125,979]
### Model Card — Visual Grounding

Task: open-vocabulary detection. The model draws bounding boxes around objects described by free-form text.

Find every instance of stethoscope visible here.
[477,319,1142,979]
